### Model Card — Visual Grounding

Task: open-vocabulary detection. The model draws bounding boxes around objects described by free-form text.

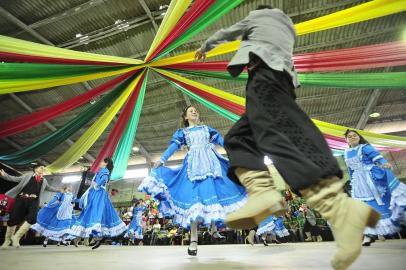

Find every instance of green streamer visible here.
[111,71,149,180]
[0,80,131,165]
[0,63,128,80]
[155,0,243,60]
[167,69,406,89]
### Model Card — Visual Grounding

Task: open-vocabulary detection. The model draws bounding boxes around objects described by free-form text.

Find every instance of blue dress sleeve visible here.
[47,192,62,207]
[208,126,224,147]
[362,144,387,165]
[95,168,110,187]
[160,129,185,163]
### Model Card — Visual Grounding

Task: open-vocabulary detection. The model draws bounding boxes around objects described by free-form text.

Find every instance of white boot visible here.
[245,230,256,246]
[1,226,16,249]
[304,232,312,242]
[300,178,380,270]
[11,222,31,248]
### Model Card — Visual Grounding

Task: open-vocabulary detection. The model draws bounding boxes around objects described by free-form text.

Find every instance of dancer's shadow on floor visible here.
[177,259,268,270]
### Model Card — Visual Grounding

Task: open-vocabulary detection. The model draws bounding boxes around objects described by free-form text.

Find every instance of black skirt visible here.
[224,59,342,191]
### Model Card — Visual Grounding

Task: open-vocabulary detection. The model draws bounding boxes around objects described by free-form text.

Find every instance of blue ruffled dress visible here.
[125,206,145,240]
[344,144,406,235]
[139,125,247,228]
[256,215,290,237]
[31,192,75,241]
[71,168,127,238]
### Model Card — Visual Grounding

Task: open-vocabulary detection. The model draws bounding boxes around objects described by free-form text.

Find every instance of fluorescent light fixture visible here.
[123,168,149,179]
[62,175,82,183]
[369,112,380,118]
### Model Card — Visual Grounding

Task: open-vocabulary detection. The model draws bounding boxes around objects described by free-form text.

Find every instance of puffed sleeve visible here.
[160,129,186,163]
[208,126,224,147]
[362,144,387,165]
[95,168,109,187]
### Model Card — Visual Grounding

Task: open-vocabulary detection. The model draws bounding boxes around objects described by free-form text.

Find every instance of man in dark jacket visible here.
[196,5,379,270]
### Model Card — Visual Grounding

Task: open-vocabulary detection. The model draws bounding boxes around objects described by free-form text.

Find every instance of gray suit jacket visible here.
[2,172,59,206]
[200,8,299,88]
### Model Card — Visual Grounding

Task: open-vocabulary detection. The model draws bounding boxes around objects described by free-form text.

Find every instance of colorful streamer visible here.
[0,80,129,165]
[148,0,215,61]
[0,71,136,137]
[0,51,124,66]
[0,63,129,80]
[153,68,245,105]
[151,0,406,65]
[47,71,145,172]
[0,35,143,65]
[161,41,406,72]
[152,0,243,60]
[163,68,406,89]
[145,0,193,61]
[154,68,406,149]
[90,72,146,172]
[111,72,149,180]
[0,66,139,94]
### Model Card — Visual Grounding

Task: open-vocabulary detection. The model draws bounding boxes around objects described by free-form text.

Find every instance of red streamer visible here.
[163,41,406,72]
[0,71,136,138]
[89,73,146,172]
[147,0,215,62]
[0,51,124,66]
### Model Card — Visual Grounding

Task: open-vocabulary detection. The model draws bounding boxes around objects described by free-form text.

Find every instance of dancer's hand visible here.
[153,161,163,168]
[382,163,393,169]
[0,169,5,177]
[195,49,206,62]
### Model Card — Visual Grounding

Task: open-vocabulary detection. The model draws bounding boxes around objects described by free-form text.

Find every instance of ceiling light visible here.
[132,146,140,152]
[369,112,380,118]
[123,168,149,179]
[62,175,81,183]
[75,33,83,38]
[31,162,37,165]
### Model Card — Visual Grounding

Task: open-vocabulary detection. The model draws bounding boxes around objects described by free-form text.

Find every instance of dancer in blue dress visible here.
[139,106,247,256]
[71,157,126,249]
[256,215,289,246]
[344,130,406,246]
[125,199,146,245]
[31,185,75,247]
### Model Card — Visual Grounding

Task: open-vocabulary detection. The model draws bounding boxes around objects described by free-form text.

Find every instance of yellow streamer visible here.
[47,71,145,172]
[0,35,143,65]
[153,0,406,66]
[153,68,245,106]
[0,66,140,94]
[156,68,406,148]
[144,0,192,61]
[313,120,406,147]
[295,0,406,35]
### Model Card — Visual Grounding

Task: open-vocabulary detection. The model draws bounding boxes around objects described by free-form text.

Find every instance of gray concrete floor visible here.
[1,240,405,270]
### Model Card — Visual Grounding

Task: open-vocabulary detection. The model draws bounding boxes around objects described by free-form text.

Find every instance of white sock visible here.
[190,221,198,243]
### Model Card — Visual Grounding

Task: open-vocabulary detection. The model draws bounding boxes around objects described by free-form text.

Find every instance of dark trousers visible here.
[224,59,342,192]
[8,197,39,226]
